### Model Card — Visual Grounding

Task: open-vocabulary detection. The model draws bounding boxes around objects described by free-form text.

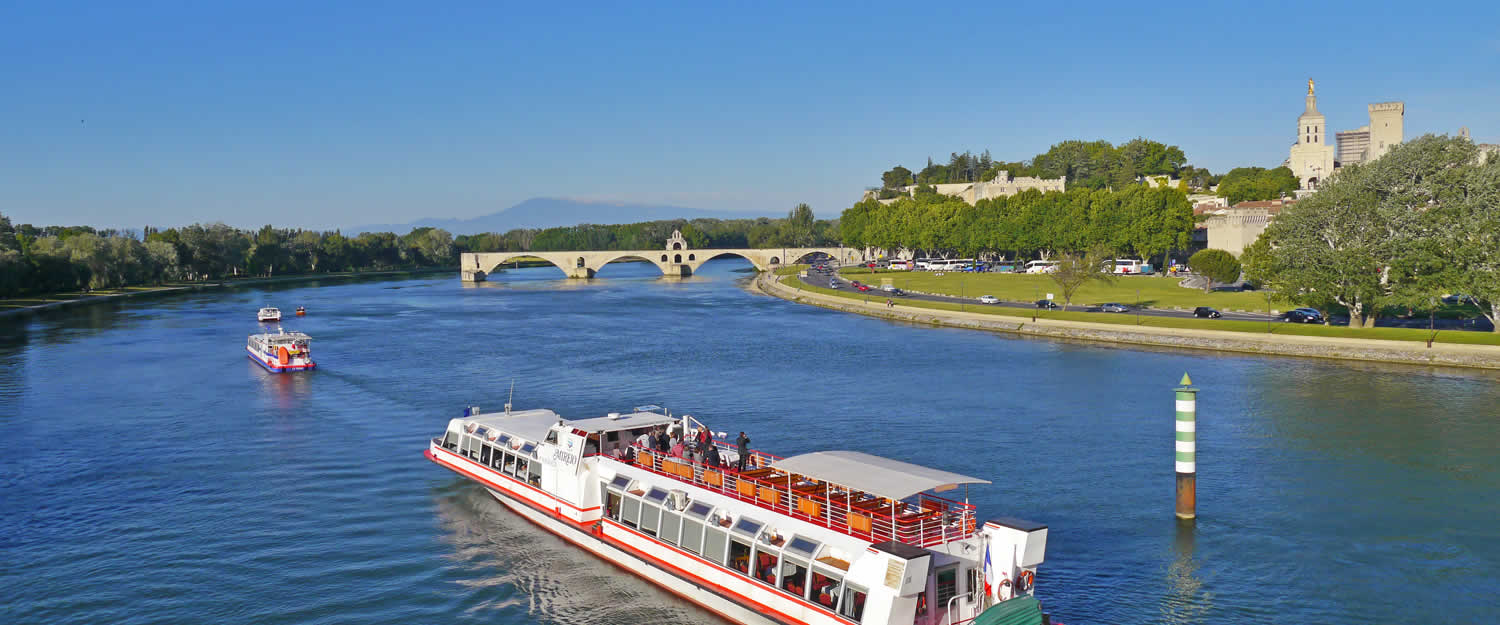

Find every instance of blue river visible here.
[2,259,1497,625]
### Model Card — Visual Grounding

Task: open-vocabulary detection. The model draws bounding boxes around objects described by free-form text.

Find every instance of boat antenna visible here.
[504,379,515,415]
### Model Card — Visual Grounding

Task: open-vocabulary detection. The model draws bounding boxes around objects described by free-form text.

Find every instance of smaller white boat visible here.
[248,329,315,373]
[257,307,282,322]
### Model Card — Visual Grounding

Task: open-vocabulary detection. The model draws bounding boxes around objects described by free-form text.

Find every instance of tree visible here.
[1188,249,1242,292]
[881,166,913,190]
[1216,167,1300,204]
[1435,144,1500,331]
[1047,245,1116,310]
[1256,135,1477,328]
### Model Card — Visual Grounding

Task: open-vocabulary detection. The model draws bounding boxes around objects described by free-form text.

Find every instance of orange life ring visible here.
[1016,569,1034,592]
[278,346,290,365]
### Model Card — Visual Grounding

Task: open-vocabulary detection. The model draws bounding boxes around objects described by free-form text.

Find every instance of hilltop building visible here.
[865,170,1066,205]
[1286,79,1404,190]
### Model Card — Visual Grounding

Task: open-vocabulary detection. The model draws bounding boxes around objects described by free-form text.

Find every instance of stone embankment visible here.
[753,274,1500,371]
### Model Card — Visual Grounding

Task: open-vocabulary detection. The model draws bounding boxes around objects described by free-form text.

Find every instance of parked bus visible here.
[1111,259,1153,275]
[1024,260,1059,274]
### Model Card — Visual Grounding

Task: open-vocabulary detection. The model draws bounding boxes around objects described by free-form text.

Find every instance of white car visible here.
[977,295,1000,304]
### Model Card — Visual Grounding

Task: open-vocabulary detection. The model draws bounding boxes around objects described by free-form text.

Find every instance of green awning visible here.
[973,595,1045,625]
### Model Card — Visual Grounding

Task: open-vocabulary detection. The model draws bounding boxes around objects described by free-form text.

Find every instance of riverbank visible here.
[754,272,1500,371]
[0,268,454,319]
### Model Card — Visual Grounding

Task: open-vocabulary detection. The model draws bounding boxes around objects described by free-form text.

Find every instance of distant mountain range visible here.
[349,197,773,235]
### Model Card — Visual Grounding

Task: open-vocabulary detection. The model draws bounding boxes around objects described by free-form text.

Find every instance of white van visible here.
[888,260,912,270]
[1024,260,1059,274]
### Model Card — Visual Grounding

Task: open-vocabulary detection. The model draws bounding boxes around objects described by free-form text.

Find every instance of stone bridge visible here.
[461,230,861,280]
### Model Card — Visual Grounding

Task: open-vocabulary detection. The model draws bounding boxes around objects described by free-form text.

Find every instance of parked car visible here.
[856,284,871,291]
[978,295,1000,304]
[1279,308,1324,323]
[1193,307,1222,319]
[828,280,838,289]
[1098,303,1129,313]
[1034,299,1060,309]
[850,281,862,288]
[887,288,906,296]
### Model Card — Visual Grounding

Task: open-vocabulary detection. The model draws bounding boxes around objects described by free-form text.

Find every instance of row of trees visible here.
[0,217,459,297]
[1244,135,1500,331]
[1214,167,1300,204]
[1,205,840,298]
[839,185,1195,262]
[880,138,1197,192]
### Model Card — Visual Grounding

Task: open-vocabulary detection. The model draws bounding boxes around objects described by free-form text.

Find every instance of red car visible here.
[856,284,871,291]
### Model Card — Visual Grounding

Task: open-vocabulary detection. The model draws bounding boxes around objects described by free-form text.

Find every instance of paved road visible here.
[796,266,1495,331]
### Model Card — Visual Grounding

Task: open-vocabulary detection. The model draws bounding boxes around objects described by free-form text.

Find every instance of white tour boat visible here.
[426,405,1053,625]
[247,329,315,373]
[257,307,282,322]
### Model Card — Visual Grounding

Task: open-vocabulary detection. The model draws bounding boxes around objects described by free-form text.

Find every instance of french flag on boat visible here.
[983,538,1012,602]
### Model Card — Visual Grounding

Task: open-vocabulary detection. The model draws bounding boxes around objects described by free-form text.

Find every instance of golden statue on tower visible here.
[1308,77,1315,95]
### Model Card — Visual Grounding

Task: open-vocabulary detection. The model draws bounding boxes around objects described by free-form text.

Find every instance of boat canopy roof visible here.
[250,331,311,343]
[770,450,991,502]
[461,409,678,444]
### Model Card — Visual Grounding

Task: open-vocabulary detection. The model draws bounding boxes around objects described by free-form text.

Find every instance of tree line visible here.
[1244,134,1500,331]
[879,139,1300,203]
[0,206,839,298]
[839,185,1195,262]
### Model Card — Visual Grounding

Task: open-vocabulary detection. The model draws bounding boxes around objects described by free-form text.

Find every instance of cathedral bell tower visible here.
[1288,78,1337,190]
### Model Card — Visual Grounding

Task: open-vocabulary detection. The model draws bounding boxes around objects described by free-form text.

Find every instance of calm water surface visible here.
[2,260,1497,625]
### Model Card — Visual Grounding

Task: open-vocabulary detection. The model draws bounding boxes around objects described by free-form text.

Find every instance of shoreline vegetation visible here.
[0,268,453,319]
[757,268,1500,370]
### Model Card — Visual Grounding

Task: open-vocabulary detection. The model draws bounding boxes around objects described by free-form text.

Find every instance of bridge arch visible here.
[472,252,573,277]
[686,250,770,273]
[595,252,671,276]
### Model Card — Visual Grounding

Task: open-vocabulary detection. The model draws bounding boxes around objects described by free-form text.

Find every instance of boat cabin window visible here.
[781,557,809,599]
[604,490,623,521]
[728,539,752,576]
[752,548,779,586]
[840,585,867,621]
[489,447,504,471]
[526,461,542,487]
[680,518,704,554]
[441,432,458,450]
[502,453,516,475]
[621,495,641,528]
[545,429,558,444]
[639,501,661,536]
[660,507,682,545]
[731,517,763,539]
[605,431,620,442]
[515,458,529,479]
[967,567,980,603]
[935,565,958,611]
[703,527,728,564]
[480,444,492,465]
[810,570,843,611]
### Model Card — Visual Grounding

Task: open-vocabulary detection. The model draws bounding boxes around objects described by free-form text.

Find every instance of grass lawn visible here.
[787,274,1500,347]
[840,268,1289,313]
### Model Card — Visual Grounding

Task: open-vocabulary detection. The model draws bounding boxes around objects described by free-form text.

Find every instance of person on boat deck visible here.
[736,431,751,470]
[635,430,651,450]
[656,429,670,452]
[691,443,706,464]
[670,439,685,458]
[696,427,710,447]
[704,444,722,468]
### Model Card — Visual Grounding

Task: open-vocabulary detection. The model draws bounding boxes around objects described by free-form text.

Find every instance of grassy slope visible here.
[787,274,1500,347]
[837,268,1273,311]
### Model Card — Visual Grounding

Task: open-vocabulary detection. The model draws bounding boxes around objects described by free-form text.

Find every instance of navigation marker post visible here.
[1175,373,1197,520]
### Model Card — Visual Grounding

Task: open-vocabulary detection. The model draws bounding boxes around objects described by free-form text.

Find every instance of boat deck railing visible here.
[612,442,976,548]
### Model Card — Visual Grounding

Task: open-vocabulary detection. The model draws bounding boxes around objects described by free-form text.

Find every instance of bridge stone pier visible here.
[461,230,861,281]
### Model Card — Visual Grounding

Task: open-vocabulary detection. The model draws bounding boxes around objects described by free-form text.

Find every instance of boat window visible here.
[605,490,623,521]
[441,432,457,451]
[644,488,668,504]
[685,502,713,520]
[545,429,558,444]
[785,536,819,559]
[491,448,505,470]
[732,517,763,538]
[639,502,661,536]
[610,475,632,489]
[503,453,517,475]
[480,444,492,465]
[936,565,958,611]
[526,461,542,487]
[680,519,704,554]
[728,540,752,577]
[840,585,867,621]
[781,557,810,599]
[621,496,641,528]
[515,458,528,478]
[703,527,728,564]
[660,509,681,545]
[810,571,842,611]
[966,567,980,602]
[752,548,778,586]
[605,431,619,442]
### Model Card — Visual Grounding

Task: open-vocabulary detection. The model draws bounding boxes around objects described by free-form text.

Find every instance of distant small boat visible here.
[247,329,315,373]
[295,306,306,316]
[257,307,282,322]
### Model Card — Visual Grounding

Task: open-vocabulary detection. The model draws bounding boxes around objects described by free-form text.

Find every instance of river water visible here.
[2,259,1497,625]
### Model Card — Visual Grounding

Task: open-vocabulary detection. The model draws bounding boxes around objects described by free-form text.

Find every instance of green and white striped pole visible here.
[1175,373,1197,520]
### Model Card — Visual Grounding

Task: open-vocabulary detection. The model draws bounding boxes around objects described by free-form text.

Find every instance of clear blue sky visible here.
[3,1,1497,231]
